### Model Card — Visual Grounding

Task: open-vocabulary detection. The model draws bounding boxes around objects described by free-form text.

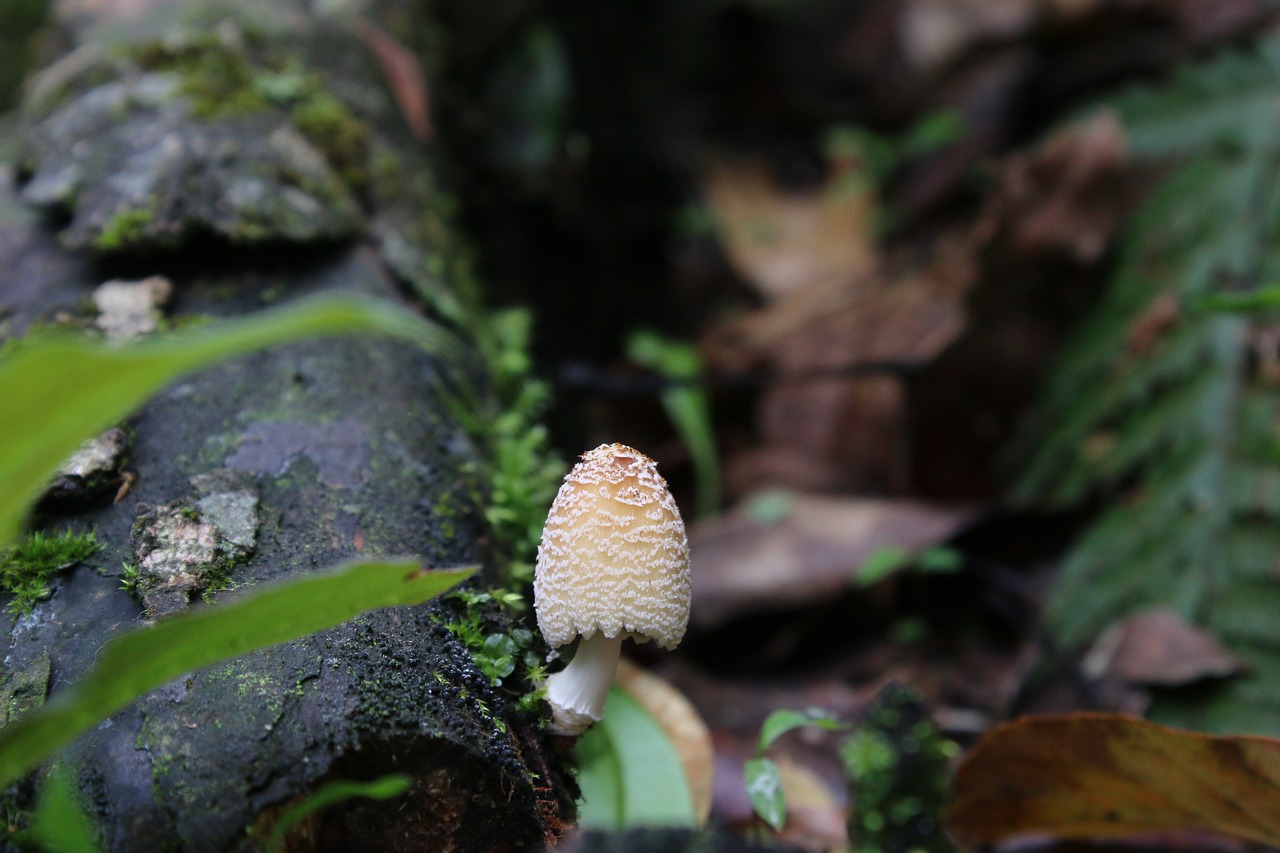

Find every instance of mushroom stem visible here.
[544,632,623,736]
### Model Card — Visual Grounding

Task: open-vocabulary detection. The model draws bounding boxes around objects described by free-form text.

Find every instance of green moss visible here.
[289,88,370,187]
[841,684,959,853]
[127,37,370,188]
[0,530,101,616]
[96,205,158,252]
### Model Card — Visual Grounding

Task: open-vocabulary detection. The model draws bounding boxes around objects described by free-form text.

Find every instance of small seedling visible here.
[743,707,847,830]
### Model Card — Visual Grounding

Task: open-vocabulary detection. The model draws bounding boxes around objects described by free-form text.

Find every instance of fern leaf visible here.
[1012,36,1280,735]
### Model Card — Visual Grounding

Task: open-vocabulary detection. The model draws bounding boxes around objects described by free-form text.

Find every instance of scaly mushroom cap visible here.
[534,443,691,650]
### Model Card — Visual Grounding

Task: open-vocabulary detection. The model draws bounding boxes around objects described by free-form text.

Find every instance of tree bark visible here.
[0,3,573,850]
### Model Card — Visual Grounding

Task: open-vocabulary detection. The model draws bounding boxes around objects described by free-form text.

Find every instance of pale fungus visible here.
[533,443,691,736]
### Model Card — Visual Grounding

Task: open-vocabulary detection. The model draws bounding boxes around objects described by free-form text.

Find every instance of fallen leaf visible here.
[986,110,1130,263]
[1082,607,1244,687]
[615,660,714,825]
[711,236,975,494]
[772,757,850,852]
[949,714,1280,848]
[689,493,974,627]
[701,156,878,303]
[354,18,433,142]
[899,0,1035,73]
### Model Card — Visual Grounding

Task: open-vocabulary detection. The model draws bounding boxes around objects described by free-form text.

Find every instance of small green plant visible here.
[841,683,959,853]
[626,328,721,518]
[452,308,564,587]
[118,563,139,593]
[743,707,847,830]
[446,587,546,707]
[856,545,963,587]
[250,774,411,853]
[0,530,100,616]
[743,689,958,848]
[825,110,965,186]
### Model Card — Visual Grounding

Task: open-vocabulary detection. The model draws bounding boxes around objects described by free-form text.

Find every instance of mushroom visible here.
[533,443,691,736]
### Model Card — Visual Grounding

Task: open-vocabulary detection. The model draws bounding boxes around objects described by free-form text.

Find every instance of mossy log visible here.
[0,3,572,851]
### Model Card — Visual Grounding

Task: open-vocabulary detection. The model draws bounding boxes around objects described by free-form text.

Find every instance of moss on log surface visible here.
[0,3,572,851]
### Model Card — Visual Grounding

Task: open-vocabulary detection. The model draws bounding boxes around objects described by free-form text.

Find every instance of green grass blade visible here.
[0,560,473,787]
[626,329,720,517]
[28,765,101,853]
[263,774,412,852]
[575,686,696,829]
[0,294,460,546]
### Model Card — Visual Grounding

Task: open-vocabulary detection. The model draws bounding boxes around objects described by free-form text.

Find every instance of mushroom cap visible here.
[534,443,691,650]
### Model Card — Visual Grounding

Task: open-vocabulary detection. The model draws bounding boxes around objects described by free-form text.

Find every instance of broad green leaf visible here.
[262,774,411,852]
[575,716,624,831]
[28,765,101,853]
[0,560,473,786]
[950,714,1280,848]
[757,708,846,754]
[743,757,785,831]
[575,686,697,830]
[0,294,459,547]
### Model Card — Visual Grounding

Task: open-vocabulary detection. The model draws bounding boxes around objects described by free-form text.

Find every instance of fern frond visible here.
[1012,35,1280,735]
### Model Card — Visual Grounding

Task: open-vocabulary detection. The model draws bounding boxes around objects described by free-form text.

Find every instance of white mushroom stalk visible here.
[533,444,691,736]
[543,632,623,735]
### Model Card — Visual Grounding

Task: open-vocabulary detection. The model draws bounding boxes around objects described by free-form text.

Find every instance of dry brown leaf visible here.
[1082,607,1243,687]
[987,110,1129,262]
[689,493,974,627]
[354,18,433,142]
[950,714,1280,848]
[711,235,975,494]
[615,659,714,825]
[772,757,850,853]
[899,0,1035,73]
[702,156,878,303]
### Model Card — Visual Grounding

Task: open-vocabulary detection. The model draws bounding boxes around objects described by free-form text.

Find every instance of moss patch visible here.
[128,36,370,188]
[0,530,100,616]
[96,205,159,252]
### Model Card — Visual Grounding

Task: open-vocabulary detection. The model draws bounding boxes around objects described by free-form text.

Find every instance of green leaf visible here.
[0,560,473,787]
[0,294,459,547]
[743,757,785,831]
[626,329,721,517]
[757,708,847,754]
[574,686,697,830]
[744,490,796,526]
[916,546,963,574]
[1201,285,1280,314]
[856,547,912,586]
[27,765,101,853]
[261,774,412,852]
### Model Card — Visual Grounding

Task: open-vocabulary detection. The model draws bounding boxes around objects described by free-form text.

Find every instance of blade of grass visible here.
[262,774,412,852]
[27,765,101,853]
[0,294,460,546]
[0,559,473,786]
[626,330,720,517]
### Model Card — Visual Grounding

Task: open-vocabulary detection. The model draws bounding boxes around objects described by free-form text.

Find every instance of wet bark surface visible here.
[0,3,572,850]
